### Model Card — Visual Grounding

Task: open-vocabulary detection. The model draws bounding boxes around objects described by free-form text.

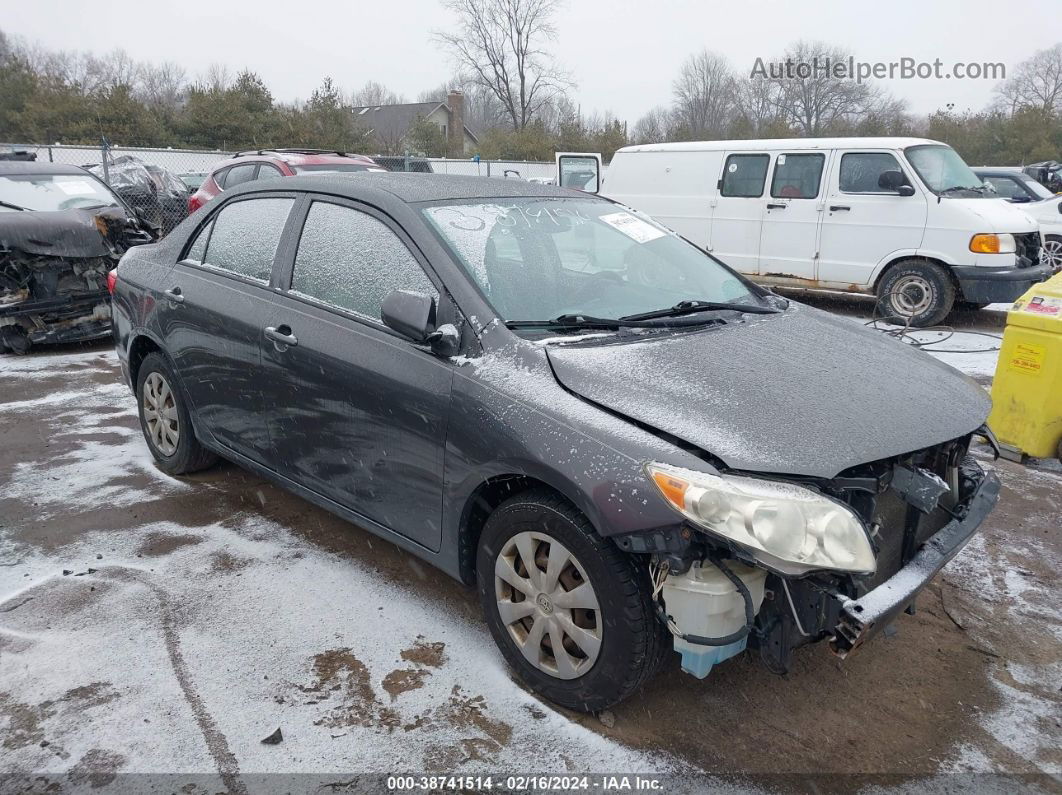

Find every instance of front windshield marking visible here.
[904,145,983,194]
[422,198,761,326]
[0,174,119,212]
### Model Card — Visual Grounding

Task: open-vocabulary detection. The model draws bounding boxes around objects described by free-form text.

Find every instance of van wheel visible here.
[136,352,217,475]
[876,260,955,327]
[477,490,667,712]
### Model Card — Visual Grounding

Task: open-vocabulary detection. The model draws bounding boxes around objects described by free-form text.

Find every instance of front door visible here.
[156,195,295,464]
[817,151,927,286]
[257,198,454,551]
[757,151,828,279]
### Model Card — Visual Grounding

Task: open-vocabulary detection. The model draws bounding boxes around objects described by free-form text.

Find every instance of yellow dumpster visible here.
[988,270,1062,462]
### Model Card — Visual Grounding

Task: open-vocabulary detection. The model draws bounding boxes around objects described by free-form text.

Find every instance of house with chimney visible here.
[351,90,477,158]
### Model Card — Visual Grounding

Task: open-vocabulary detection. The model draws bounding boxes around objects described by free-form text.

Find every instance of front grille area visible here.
[1015,232,1042,268]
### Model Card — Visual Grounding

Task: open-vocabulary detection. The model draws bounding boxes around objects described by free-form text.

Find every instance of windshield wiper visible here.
[939,185,987,195]
[0,200,28,211]
[506,314,627,330]
[621,299,780,321]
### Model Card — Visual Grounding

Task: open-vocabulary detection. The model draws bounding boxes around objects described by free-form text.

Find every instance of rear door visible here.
[256,197,455,551]
[757,151,828,279]
[709,152,770,275]
[817,150,927,286]
[157,194,297,463]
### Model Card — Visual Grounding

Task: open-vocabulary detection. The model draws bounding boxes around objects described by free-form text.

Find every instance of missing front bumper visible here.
[830,468,1001,658]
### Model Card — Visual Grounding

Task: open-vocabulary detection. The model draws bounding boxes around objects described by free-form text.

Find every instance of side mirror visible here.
[1057,202,1062,215]
[879,170,913,195]
[381,290,436,342]
[426,323,461,357]
[556,153,602,194]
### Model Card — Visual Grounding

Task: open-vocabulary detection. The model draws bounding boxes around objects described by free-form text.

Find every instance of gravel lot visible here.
[1,300,1059,792]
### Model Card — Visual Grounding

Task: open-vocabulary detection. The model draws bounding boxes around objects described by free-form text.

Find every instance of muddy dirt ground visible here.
[0,300,1059,793]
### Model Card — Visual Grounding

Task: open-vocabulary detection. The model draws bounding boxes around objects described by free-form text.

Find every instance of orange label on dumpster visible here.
[1008,342,1046,375]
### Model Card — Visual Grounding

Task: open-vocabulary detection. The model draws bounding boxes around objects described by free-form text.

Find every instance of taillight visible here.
[188,194,201,213]
[107,268,118,295]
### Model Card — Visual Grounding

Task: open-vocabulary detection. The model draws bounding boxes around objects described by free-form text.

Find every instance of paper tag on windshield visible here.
[599,211,666,244]
[55,180,95,195]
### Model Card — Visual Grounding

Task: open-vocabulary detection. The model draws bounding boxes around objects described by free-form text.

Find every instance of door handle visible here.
[766,203,787,210]
[163,286,184,304]
[829,205,851,212]
[264,325,298,348]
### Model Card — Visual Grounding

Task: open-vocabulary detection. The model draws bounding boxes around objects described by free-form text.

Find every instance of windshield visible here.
[292,163,387,174]
[0,173,120,212]
[422,198,762,324]
[904,145,984,195]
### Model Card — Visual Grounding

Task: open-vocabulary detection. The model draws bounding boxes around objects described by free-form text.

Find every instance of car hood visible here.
[951,197,1039,233]
[0,206,138,258]
[545,305,991,479]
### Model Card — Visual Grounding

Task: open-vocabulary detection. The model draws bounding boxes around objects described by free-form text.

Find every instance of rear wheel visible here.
[477,489,667,712]
[136,352,217,475]
[876,259,955,327]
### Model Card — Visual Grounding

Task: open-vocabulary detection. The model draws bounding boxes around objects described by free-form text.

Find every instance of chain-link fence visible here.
[2,142,560,236]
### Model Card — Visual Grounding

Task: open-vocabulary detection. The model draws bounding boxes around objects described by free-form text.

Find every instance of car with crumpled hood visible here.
[111,173,1000,711]
[0,162,156,354]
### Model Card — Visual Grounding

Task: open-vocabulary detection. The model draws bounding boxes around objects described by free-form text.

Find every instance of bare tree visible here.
[434,0,572,130]
[199,63,233,93]
[96,49,141,90]
[352,80,405,107]
[997,44,1062,117]
[769,41,877,135]
[137,61,187,110]
[731,75,781,136]
[671,50,734,138]
[631,105,673,144]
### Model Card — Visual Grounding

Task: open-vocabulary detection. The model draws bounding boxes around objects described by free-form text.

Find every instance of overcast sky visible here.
[2,0,1059,123]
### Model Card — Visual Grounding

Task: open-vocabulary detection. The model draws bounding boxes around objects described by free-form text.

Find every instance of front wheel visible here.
[1042,235,1062,273]
[876,260,956,327]
[477,490,667,712]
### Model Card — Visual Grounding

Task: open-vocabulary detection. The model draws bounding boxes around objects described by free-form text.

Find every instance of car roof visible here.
[228,172,580,204]
[0,161,96,177]
[617,137,946,154]
[212,151,377,171]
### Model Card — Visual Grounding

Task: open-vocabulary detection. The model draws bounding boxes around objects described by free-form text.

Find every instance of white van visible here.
[580,138,1049,326]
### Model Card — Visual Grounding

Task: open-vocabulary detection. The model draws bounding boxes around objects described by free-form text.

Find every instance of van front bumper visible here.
[830,468,1000,657]
[952,262,1054,303]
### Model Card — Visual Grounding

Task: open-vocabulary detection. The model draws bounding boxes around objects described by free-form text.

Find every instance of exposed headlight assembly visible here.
[646,463,876,576]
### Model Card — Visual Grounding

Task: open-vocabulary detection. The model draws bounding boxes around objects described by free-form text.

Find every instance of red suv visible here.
[188,149,386,212]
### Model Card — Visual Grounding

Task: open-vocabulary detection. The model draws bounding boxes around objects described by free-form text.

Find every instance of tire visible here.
[1042,235,1062,273]
[135,352,217,475]
[477,489,668,712]
[875,259,956,327]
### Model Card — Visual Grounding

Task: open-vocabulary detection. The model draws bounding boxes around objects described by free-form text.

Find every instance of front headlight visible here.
[646,463,876,575]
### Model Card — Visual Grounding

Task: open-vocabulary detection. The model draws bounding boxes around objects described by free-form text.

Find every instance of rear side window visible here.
[224,164,256,189]
[184,220,212,263]
[290,201,438,323]
[720,154,769,197]
[770,153,825,199]
[200,198,293,282]
[258,164,284,180]
[839,152,905,193]
[983,176,1023,199]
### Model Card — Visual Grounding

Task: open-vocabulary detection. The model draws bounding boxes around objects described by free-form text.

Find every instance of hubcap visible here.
[494,531,602,680]
[142,371,180,456]
[889,274,935,317]
[1042,240,1062,272]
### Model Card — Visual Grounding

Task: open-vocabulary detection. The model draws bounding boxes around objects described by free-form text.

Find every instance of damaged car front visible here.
[422,192,999,707]
[0,162,155,354]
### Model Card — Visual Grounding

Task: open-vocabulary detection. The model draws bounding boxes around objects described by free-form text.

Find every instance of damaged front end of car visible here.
[0,208,154,353]
[618,431,1000,679]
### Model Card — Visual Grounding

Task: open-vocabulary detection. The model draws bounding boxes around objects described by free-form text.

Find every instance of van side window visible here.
[720,154,769,197]
[770,153,825,199]
[839,153,906,193]
[291,201,438,323]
